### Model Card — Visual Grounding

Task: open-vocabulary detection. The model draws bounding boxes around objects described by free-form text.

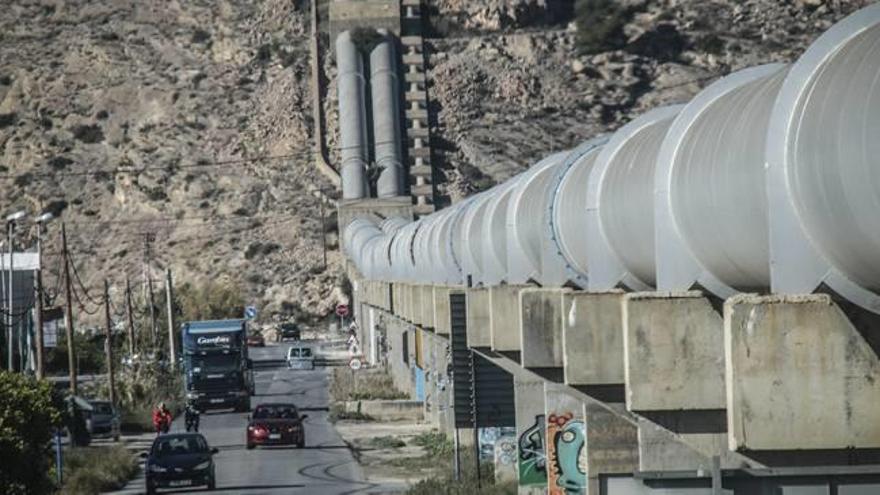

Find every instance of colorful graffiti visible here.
[518,414,548,486]
[546,412,587,495]
[479,427,517,460]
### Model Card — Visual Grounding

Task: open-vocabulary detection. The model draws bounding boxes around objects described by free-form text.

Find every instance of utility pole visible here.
[147,276,157,347]
[33,214,52,379]
[164,268,176,372]
[319,191,327,269]
[61,223,77,394]
[125,277,135,356]
[103,280,116,408]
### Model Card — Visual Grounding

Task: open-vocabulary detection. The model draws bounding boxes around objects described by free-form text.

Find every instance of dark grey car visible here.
[85,400,120,441]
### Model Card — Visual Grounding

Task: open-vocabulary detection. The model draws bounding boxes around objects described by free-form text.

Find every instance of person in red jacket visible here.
[152,402,172,435]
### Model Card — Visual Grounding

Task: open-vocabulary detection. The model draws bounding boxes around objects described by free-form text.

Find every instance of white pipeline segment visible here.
[655,64,788,297]
[768,3,880,312]
[336,31,369,199]
[587,106,682,291]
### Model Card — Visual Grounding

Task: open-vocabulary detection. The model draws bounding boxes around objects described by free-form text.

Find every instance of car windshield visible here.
[191,354,239,373]
[281,323,298,331]
[288,347,312,358]
[91,403,113,415]
[154,436,208,457]
[253,405,299,420]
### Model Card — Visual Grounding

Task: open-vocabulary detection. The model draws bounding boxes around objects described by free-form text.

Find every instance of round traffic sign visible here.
[349,357,362,371]
[336,304,350,317]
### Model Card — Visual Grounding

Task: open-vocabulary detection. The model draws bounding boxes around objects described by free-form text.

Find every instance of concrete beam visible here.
[411,284,424,327]
[623,292,725,413]
[562,291,626,402]
[520,288,569,378]
[490,285,530,354]
[466,288,491,348]
[726,294,880,455]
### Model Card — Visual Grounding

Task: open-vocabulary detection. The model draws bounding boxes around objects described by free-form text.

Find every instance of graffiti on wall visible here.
[518,414,548,486]
[546,412,587,495]
[495,434,517,467]
[479,427,517,460]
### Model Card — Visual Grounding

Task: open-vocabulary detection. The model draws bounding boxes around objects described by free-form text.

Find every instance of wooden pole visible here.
[61,223,77,394]
[164,269,176,372]
[34,224,45,379]
[125,277,135,356]
[103,280,116,408]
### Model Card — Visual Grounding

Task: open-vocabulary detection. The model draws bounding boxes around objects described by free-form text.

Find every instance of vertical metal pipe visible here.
[336,31,369,199]
[370,30,404,198]
[7,222,13,371]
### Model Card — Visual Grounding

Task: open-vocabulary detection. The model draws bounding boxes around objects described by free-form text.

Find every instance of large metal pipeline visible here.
[587,105,681,291]
[336,31,369,199]
[344,4,880,314]
[767,2,880,312]
[370,30,404,198]
[655,64,788,298]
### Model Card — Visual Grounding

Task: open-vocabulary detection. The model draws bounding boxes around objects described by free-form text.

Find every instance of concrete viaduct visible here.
[330,2,880,494]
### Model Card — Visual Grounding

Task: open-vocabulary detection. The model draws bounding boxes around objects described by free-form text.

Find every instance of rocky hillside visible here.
[426,0,873,200]
[0,0,343,324]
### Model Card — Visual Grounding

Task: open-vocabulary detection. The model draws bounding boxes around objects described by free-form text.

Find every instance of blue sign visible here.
[244,306,258,320]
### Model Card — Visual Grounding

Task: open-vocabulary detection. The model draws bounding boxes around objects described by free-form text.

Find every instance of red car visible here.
[246,403,307,449]
[246,332,265,347]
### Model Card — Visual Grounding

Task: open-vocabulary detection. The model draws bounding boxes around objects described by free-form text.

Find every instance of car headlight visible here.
[194,461,211,470]
[149,464,168,473]
[186,391,199,400]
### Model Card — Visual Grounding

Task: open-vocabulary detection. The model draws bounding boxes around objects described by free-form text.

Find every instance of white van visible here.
[287,345,315,370]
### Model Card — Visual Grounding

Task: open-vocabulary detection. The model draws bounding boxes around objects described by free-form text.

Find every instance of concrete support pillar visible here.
[726,294,880,463]
[490,284,530,355]
[562,291,626,403]
[433,286,452,336]
[581,400,639,494]
[520,288,569,380]
[466,288,491,348]
[543,383,588,495]
[623,291,751,469]
[514,376,548,495]
[420,285,434,329]
[411,284,424,327]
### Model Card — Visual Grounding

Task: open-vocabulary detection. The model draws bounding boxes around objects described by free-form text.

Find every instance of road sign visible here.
[244,306,258,320]
[349,357,362,371]
[336,304,349,317]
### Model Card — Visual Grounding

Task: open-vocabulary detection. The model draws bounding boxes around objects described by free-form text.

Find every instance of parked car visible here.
[287,345,315,370]
[143,433,218,494]
[246,403,307,449]
[85,400,120,441]
[246,332,265,347]
[278,323,301,342]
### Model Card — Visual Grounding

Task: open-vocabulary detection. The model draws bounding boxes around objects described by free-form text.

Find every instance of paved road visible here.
[108,343,394,494]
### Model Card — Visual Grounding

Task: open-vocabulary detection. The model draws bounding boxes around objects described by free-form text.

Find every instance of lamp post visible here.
[33,212,54,379]
[6,210,26,371]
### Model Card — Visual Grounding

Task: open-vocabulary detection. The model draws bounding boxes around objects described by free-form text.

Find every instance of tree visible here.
[0,372,63,494]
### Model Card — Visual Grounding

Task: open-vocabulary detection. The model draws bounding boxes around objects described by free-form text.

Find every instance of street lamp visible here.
[33,212,54,378]
[6,210,27,371]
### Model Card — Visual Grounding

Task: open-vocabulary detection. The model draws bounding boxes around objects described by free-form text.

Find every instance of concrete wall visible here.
[544,383,588,495]
[467,288,492,348]
[514,376,548,495]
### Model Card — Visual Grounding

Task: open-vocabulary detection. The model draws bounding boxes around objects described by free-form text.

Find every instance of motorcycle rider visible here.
[152,402,172,435]
[184,401,201,432]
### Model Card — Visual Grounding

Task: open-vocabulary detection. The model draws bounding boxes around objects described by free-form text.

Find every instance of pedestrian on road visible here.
[184,402,201,432]
[152,402,172,435]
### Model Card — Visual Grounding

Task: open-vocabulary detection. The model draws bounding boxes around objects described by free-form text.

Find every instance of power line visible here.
[0,151,309,181]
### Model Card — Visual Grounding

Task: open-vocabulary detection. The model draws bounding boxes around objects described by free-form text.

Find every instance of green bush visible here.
[0,372,63,494]
[62,445,139,494]
[574,0,632,54]
[406,478,516,495]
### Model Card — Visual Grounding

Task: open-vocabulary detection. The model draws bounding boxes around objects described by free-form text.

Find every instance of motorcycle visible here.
[184,405,200,432]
